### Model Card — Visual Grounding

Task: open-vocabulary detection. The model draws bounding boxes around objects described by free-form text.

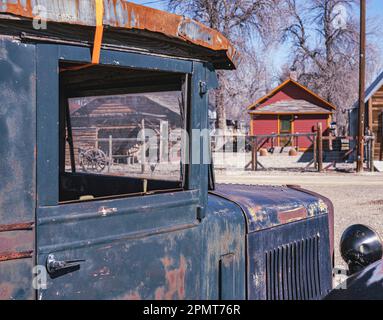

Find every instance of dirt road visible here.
[216,171,383,267]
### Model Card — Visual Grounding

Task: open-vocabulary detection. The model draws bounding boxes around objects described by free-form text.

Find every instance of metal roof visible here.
[0,0,238,69]
[349,70,383,110]
[365,70,383,102]
[249,100,333,115]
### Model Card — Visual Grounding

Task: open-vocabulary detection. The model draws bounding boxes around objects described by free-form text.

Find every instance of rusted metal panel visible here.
[0,38,36,225]
[0,259,35,300]
[35,188,245,299]
[38,229,201,300]
[0,230,34,253]
[31,46,245,299]
[0,251,33,262]
[0,38,36,300]
[248,215,332,300]
[0,0,238,68]
[288,185,335,261]
[201,195,246,300]
[35,192,246,300]
[0,222,34,232]
[211,184,333,300]
[212,184,329,233]
[219,254,236,300]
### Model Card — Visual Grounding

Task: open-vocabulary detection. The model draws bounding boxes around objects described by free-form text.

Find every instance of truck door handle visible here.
[46,254,85,275]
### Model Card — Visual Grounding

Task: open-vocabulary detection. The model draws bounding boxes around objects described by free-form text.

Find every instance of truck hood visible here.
[211,184,331,233]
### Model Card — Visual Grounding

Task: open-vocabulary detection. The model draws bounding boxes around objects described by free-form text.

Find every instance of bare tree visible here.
[168,0,282,130]
[219,48,271,122]
[282,0,381,134]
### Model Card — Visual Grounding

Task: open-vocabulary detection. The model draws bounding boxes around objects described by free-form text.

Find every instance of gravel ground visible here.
[216,171,383,268]
[306,184,383,268]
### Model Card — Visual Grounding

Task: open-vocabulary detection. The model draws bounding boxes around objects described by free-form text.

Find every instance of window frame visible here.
[36,44,208,216]
[60,72,187,202]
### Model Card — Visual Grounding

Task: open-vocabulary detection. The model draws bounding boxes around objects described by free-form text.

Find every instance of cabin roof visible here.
[0,0,238,69]
[249,100,332,115]
[247,79,336,112]
[365,70,383,102]
[71,92,182,119]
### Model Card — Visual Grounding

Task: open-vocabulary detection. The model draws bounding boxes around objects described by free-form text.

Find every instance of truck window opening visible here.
[58,62,187,203]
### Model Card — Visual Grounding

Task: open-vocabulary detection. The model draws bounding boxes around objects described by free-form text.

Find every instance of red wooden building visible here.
[247,79,336,150]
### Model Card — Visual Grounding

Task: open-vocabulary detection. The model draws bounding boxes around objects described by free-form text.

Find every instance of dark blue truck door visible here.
[35,44,209,300]
[0,38,36,300]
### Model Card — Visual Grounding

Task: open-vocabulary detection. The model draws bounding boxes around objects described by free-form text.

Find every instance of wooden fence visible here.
[211,123,376,172]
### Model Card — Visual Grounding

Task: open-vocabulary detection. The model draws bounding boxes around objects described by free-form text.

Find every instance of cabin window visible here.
[59,62,187,203]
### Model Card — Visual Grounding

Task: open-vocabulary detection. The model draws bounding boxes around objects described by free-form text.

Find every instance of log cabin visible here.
[349,70,383,162]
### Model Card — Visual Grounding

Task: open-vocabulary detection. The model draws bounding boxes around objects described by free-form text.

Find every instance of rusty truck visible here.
[0,0,338,300]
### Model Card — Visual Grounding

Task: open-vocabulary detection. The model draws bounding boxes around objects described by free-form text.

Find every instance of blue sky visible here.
[129,0,383,80]
[369,0,383,16]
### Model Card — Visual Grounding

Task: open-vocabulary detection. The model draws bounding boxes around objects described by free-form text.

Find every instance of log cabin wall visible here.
[370,84,383,160]
[65,128,98,168]
[63,94,182,169]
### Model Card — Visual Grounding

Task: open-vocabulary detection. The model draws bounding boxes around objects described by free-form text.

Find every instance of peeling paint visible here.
[155,255,187,300]
[212,184,328,232]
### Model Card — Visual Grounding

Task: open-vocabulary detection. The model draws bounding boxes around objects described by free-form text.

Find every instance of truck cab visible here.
[0,1,333,300]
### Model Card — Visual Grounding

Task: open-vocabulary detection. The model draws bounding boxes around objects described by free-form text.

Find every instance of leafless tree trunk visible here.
[215,71,226,129]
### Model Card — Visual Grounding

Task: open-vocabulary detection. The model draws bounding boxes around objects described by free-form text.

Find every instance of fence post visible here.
[159,120,168,163]
[141,119,146,174]
[317,123,323,172]
[370,136,375,172]
[108,135,113,172]
[95,128,99,149]
[251,137,258,171]
[313,133,317,170]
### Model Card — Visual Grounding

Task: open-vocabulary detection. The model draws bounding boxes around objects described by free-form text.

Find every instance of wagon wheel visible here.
[80,148,108,173]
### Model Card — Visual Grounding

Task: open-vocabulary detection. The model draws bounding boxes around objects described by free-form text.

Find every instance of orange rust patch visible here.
[154,287,165,300]
[161,256,173,268]
[277,207,307,224]
[0,222,34,232]
[115,289,142,300]
[123,291,142,300]
[0,282,15,300]
[155,255,187,300]
[0,251,33,262]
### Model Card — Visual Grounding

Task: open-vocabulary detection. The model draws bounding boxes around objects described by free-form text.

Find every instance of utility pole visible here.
[357,0,366,172]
